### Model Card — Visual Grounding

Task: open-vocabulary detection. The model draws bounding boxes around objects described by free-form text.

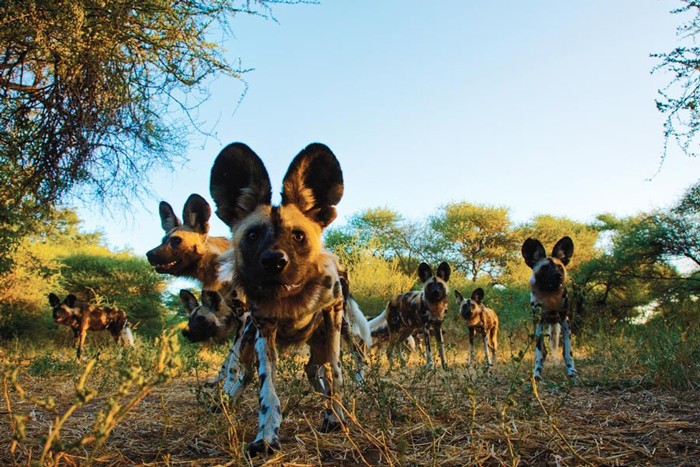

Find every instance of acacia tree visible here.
[0,0,292,272]
[429,202,517,283]
[653,1,700,158]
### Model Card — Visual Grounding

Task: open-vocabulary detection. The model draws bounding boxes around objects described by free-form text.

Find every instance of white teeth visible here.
[283,283,301,291]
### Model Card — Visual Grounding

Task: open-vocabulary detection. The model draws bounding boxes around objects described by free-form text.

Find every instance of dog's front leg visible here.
[435,322,448,370]
[561,318,578,378]
[222,320,255,405]
[482,332,492,367]
[468,327,476,365]
[533,322,547,380]
[423,324,434,370]
[214,314,249,386]
[340,317,367,384]
[320,305,345,432]
[76,319,89,359]
[248,318,282,455]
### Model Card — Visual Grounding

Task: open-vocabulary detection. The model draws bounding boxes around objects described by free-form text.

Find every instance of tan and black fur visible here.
[521,236,578,380]
[370,262,451,369]
[210,142,370,455]
[455,288,499,366]
[48,293,134,359]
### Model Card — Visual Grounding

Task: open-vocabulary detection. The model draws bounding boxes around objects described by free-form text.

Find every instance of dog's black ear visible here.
[64,294,77,308]
[418,262,433,283]
[437,262,451,282]
[210,143,272,227]
[522,238,546,269]
[282,143,344,228]
[179,289,199,314]
[454,290,464,304]
[471,288,485,304]
[201,290,222,311]
[552,236,574,266]
[48,293,60,307]
[182,194,211,234]
[159,201,181,232]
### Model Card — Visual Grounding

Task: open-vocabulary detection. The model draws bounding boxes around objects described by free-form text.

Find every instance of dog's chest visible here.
[531,285,568,322]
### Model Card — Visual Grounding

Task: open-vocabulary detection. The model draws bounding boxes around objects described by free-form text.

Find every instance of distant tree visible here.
[653,1,700,158]
[0,0,293,273]
[326,208,430,275]
[429,202,518,283]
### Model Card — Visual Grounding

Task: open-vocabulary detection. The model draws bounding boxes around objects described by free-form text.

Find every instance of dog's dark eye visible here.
[247,229,259,242]
[169,236,182,248]
[291,230,305,243]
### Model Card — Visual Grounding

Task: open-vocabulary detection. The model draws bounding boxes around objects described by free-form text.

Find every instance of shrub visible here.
[60,253,166,337]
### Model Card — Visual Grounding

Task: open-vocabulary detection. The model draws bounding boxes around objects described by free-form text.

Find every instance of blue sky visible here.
[78,0,699,255]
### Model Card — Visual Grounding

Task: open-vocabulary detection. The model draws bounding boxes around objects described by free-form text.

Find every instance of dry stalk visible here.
[530,375,591,466]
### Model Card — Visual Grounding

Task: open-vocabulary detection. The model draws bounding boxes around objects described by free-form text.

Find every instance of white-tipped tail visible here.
[345,296,371,349]
[121,326,135,347]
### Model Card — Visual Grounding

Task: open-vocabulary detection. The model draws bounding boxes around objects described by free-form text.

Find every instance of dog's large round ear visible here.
[282,143,344,228]
[210,143,272,227]
[159,201,181,232]
[182,194,211,234]
[454,290,464,304]
[552,236,574,266]
[437,262,451,282]
[65,294,77,308]
[418,262,433,283]
[471,288,485,304]
[179,289,199,314]
[201,290,222,311]
[48,293,60,307]
[522,238,546,268]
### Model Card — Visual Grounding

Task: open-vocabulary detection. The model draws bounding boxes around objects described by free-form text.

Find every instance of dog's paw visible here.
[320,409,343,433]
[247,438,280,456]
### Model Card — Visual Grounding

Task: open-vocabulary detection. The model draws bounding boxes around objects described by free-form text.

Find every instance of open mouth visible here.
[154,260,179,273]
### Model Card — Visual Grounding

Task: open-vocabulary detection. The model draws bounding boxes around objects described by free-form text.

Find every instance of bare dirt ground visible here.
[2,346,699,466]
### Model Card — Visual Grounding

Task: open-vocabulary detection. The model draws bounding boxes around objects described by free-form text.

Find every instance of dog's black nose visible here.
[261,250,289,273]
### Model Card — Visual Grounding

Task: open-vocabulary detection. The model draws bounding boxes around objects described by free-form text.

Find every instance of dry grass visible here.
[1,335,699,466]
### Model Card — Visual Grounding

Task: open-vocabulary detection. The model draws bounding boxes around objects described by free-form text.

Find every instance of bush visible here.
[60,253,166,337]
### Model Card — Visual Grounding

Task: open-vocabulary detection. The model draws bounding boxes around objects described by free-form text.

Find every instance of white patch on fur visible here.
[216,249,236,284]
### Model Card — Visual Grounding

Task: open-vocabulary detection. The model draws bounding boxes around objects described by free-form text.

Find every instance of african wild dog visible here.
[48,293,134,359]
[210,142,370,455]
[179,289,248,343]
[146,193,231,290]
[370,262,451,370]
[521,236,578,380]
[454,288,499,366]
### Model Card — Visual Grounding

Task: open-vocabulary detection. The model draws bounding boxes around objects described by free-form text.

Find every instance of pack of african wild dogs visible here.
[50,142,579,455]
